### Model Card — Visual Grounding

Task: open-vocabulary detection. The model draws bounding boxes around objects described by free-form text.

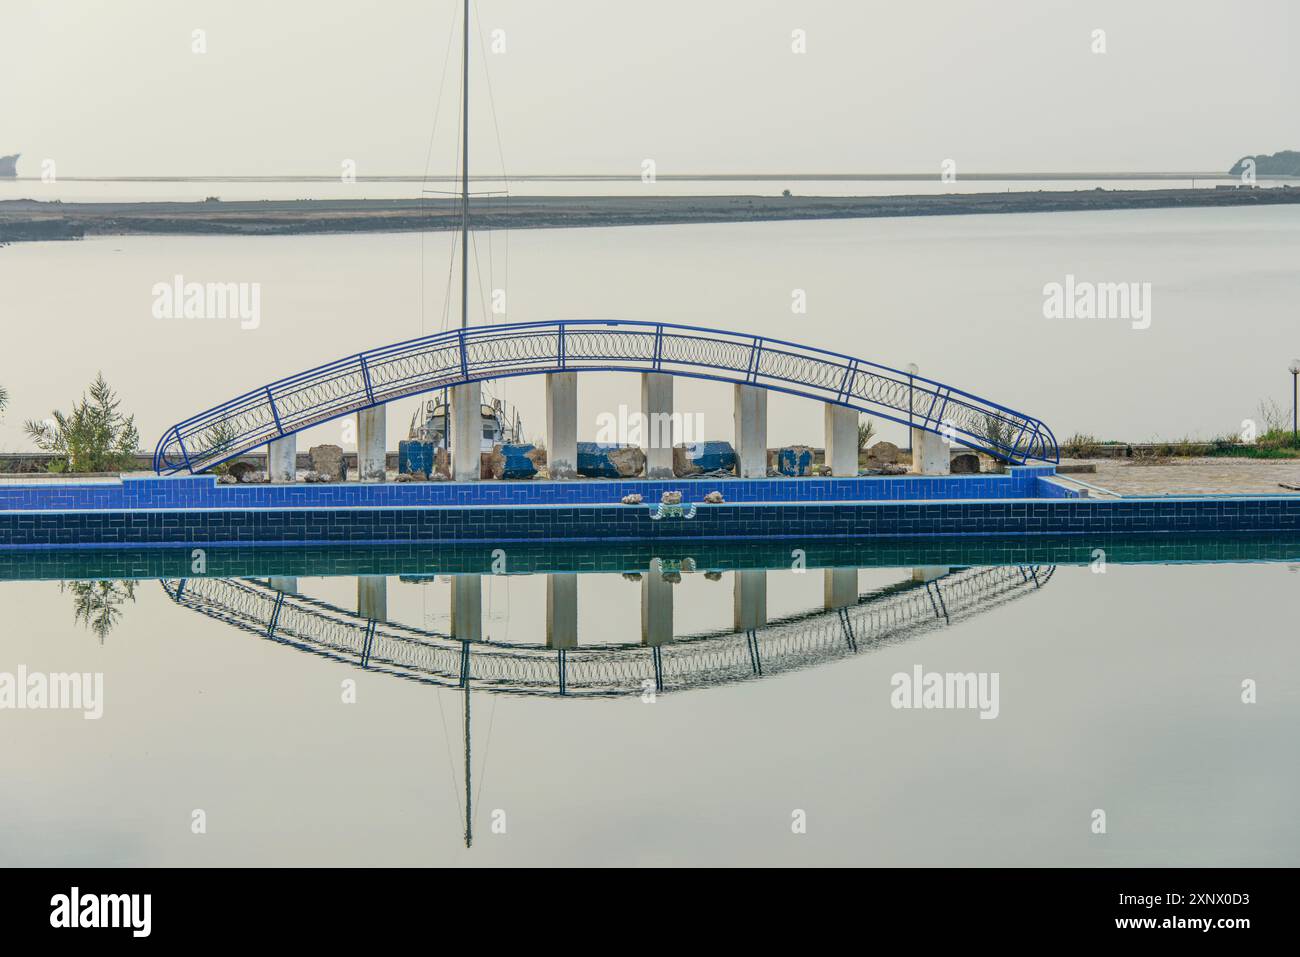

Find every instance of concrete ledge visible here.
[0,467,1062,512]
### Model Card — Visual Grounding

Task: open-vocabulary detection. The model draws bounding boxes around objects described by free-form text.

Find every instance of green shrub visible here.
[856,417,876,452]
[1061,433,1100,457]
[24,373,140,473]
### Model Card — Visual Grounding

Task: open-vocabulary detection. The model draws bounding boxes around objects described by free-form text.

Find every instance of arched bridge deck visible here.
[153,319,1058,475]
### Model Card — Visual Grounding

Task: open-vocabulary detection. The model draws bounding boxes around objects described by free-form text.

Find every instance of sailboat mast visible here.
[460,0,470,331]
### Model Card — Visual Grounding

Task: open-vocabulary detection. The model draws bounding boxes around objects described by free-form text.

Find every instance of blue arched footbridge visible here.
[153,319,1058,475]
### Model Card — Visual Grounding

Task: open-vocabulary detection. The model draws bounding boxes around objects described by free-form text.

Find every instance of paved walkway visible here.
[1064,457,1300,496]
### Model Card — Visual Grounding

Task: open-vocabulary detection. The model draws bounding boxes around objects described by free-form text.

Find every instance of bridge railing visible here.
[154,319,1058,474]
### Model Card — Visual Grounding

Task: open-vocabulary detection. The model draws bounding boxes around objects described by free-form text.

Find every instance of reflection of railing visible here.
[160,564,1054,698]
[153,319,1059,474]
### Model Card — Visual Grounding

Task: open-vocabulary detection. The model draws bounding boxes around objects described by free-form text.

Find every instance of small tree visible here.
[982,413,1018,459]
[1257,397,1288,435]
[856,417,876,452]
[61,580,136,642]
[196,419,241,476]
[25,373,140,473]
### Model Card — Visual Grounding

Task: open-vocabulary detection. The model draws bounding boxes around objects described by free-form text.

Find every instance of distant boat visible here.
[409,394,524,453]
[0,154,17,177]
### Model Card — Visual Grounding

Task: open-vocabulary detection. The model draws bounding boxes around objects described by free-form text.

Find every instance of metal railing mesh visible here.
[154,320,1057,473]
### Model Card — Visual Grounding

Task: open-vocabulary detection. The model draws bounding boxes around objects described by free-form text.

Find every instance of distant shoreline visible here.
[3,186,1298,242]
[4,170,1296,183]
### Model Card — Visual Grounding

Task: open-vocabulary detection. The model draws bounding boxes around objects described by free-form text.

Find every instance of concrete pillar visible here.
[906,364,950,476]
[450,575,482,641]
[269,577,299,595]
[357,575,387,622]
[733,384,768,478]
[450,382,482,482]
[912,566,951,583]
[640,569,674,646]
[357,406,386,483]
[824,404,858,477]
[268,435,297,484]
[733,569,767,631]
[910,428,951,475]
[546,573,578,649]
[641,372,674,479]
[545,372,578,479]
[823,568,857,610]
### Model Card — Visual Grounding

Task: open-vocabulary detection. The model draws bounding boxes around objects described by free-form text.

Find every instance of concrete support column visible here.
[269,577,299,596]
[357,406,387,483]
[733,569,768,632]
[268,435,297,484]
[823,567,857,610]
[640,569,674,646]
[910,428,951,476]
[733,384,768,478]
[357,575,388,622]
[912,566,951,583]
[545,372,578,479]
[546,573,578,649]
[641,372,674,479]
[450,382,482,482]
[824,404,858,477]
[450,575,483,641]
[906,363,950,477]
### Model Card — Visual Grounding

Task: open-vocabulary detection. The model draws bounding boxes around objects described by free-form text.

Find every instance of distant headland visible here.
[1229,150,1300,177]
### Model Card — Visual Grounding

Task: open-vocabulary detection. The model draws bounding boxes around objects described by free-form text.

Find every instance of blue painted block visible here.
[676,440,737,474]
[497,443,539,480]
[398,440,436,475]
[577,442,638,479]
[777,447,813,476]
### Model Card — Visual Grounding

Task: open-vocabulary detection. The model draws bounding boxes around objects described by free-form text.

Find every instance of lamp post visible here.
[905,363,919,453]
[1290,360,1300,442]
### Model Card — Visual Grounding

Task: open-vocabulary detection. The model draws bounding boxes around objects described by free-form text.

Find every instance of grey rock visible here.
[308,444,347,482]
[865,440,903,466]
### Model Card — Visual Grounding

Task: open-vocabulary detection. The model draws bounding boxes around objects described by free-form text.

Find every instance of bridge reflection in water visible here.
[160,561,1053,848]
[160,564,1053,698]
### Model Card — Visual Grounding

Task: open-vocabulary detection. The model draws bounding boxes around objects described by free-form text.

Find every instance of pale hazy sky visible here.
[3,0,1298,178]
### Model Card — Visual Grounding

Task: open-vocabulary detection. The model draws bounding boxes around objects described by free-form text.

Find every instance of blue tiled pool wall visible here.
[8,532,1300,579]
[1035,476,1083,499]
[3,497,1299,548]
[0,467,1064,512]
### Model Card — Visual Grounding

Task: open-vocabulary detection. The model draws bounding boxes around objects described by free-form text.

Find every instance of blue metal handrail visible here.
[153,319,1059,474]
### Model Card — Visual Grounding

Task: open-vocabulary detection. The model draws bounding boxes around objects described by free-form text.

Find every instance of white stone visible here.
[268,435,297,484]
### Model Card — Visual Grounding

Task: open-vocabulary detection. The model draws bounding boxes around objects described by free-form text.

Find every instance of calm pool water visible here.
[1,539,1296,866]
